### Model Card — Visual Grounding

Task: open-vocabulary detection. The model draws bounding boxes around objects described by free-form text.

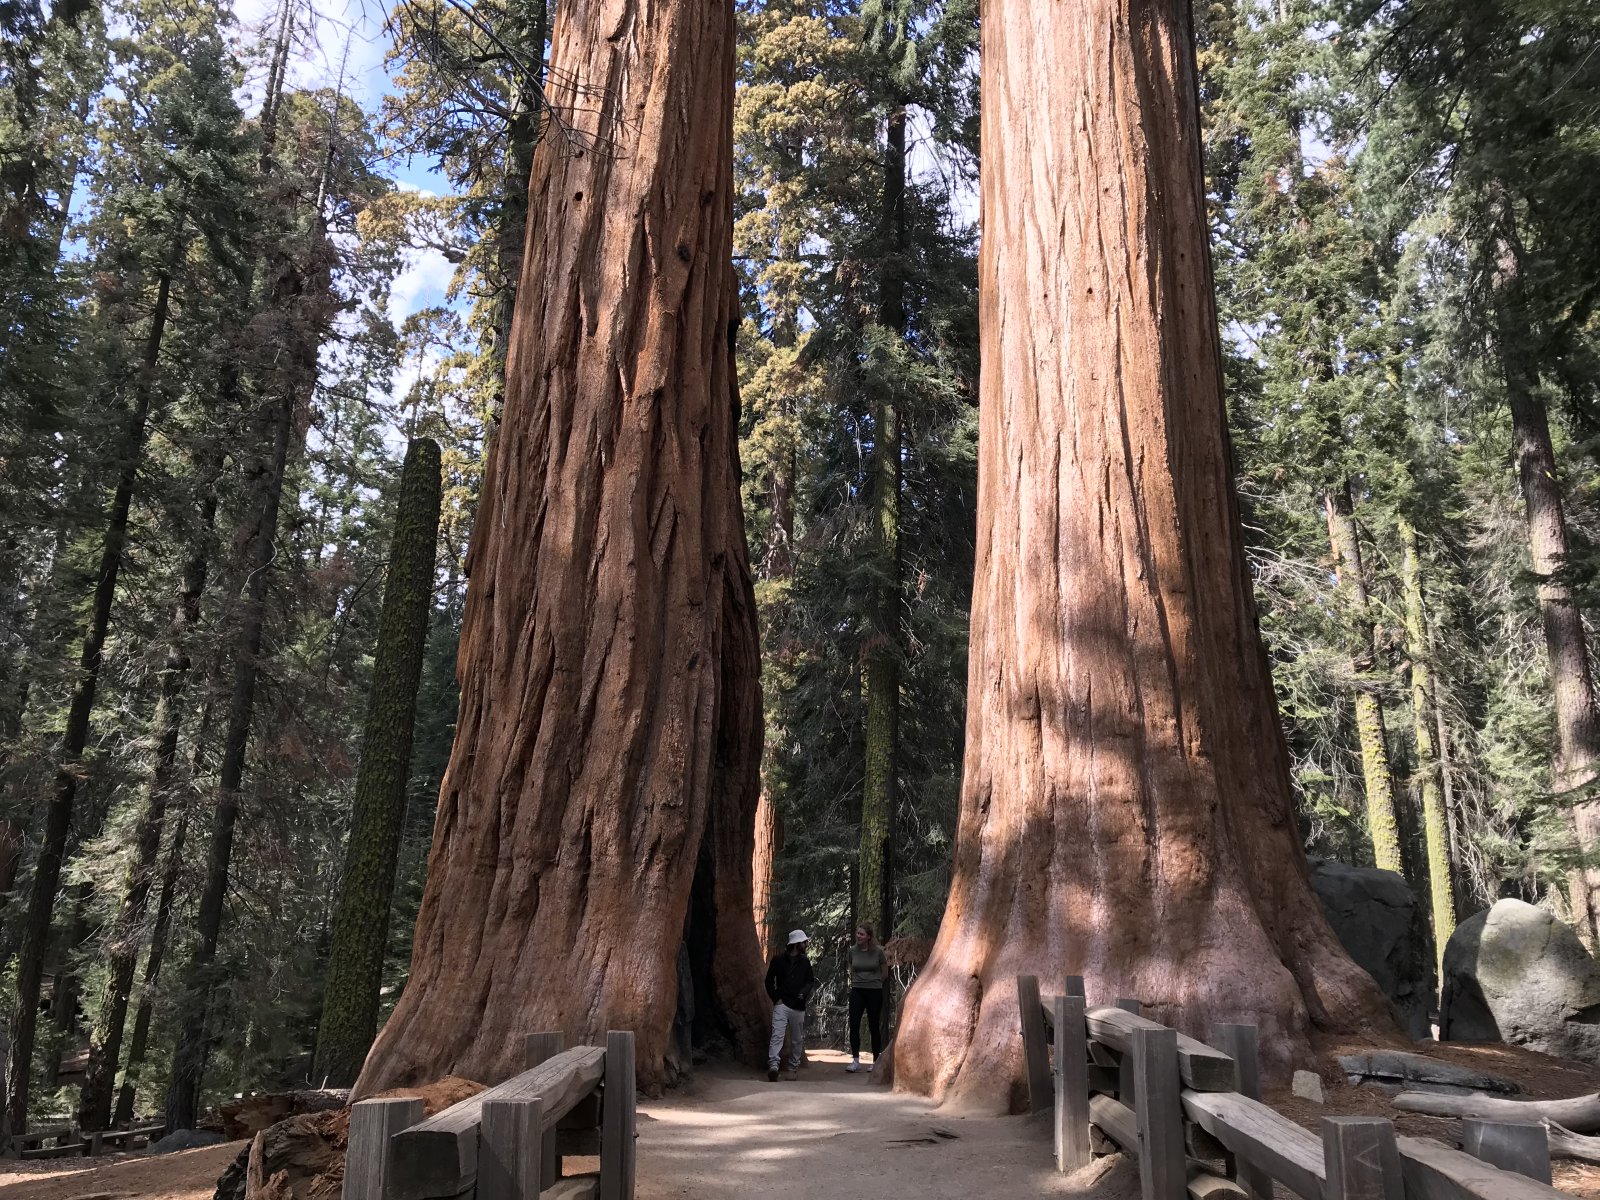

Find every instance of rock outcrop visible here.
[1441,898,1600,1065]
[1310,859,1435,1038]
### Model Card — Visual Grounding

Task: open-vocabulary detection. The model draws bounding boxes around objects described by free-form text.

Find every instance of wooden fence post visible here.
[1322,1116,1403,1200]
[345,1097,423,1200]
[1054,993,1092,1172]
[1460,1120,1553,1185]
[1209,1023,1272,1200]
[1130,1026,1185,1200]
[1116,998,1142,1106]
[1065,976,1086,999]
[1017,975,1052,1114]
[525,1031,566,1186]
[600,1030,636,1200]
[480,1097,542,1200]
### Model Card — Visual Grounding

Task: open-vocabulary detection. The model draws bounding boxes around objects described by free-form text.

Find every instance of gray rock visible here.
[1441,898,1600,1065]
[151,1126,227,1153]
[1310,859,1436,1039]
[1337,1049,1518,1094]
[1292,1070,1325,1103]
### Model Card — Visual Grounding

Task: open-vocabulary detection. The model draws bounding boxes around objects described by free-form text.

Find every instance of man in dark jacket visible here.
[765,929,816,1081]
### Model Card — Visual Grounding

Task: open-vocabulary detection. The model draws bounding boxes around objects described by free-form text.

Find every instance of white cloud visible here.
[389,244,457,324]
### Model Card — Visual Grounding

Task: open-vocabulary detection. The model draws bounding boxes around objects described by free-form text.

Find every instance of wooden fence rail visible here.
[345,1030,637,1200]
[1017,975,1570,1200]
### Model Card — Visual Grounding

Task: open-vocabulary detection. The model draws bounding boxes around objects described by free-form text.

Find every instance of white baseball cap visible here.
[787,929,809,946]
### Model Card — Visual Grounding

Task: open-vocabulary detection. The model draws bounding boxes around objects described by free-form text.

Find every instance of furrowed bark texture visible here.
[354,0,767,1096]
[314,438,442,1086]
[891,0,1398,1115]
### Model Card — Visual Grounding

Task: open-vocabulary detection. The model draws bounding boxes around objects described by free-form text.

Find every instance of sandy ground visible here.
[0,1141,241,1200]
[632,1049,1140,1200]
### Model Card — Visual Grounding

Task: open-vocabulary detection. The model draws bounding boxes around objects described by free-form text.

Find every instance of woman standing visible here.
[845,925,888,1072]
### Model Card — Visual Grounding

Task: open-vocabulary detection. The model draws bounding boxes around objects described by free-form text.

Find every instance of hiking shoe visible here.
[768,1068,779,1082]
[780,1069,799,1081]
[846,1059,860,1073]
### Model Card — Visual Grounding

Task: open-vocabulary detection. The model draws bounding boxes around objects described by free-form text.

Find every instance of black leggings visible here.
[848,986,884,1057]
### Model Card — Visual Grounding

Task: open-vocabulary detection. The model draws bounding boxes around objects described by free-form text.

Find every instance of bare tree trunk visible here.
[6,254,175,1136]
[78,460,218,1131]
[1400,518,1454,971]
[1324,483,1405,876]
[860,103,906,942]
[891,0,1397,1114]
[353,0,766,1097]
[113,795,190,1125]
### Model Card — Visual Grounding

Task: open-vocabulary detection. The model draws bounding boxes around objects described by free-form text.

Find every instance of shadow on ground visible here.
[633,1049,1142,1200]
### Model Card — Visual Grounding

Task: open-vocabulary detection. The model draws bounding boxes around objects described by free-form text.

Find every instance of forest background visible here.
[1,0,1597,1131]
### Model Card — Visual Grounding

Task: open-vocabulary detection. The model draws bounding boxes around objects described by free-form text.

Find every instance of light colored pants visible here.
[768,1003,804,1070]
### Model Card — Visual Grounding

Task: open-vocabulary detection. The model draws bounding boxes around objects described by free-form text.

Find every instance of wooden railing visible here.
[1017,975,1571,1200]
[8,1118,167,1159]
[344,1030,637,1200]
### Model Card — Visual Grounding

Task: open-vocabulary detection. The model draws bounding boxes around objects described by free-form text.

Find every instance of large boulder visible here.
[1309,859,1435,1038]
[1441,898,1600,1065]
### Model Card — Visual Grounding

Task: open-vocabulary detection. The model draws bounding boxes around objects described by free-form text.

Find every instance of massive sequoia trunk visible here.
[891,0,1397,1114]
[355,0,766,1096]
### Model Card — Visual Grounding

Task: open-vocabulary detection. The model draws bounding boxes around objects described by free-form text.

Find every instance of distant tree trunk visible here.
[751,793,783,957]
[354,0,766,1096]
[114,800,189,1125]
[166,232,328,1128]
[1400,519,1455,970]
[1509,382,1600,942]
[892,0,1396,1113]
[859,102,907,942]
[1323,483,1404,876]
[78,464,218,1131]
[486,0,549,423]
[6,254,175,1136]
[313,438,442,1087]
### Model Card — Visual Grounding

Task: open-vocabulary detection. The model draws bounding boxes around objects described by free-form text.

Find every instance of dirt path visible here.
[633,1049,1138,1200]
[0,1141,240,1200]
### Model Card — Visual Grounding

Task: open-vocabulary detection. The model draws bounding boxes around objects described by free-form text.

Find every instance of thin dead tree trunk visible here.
[353,0,766,1097]
[891,0,1397,1113]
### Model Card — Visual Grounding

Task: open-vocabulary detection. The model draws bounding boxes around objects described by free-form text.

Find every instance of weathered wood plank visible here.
[1398,1135,1571,1200]
[1133,1026,1187,1200]
[345,1097,423,1200]
[1393,1092,1600,1134]
[1460,1121,1553,1185]
[1055,993,1092,1172]
[1322,1116,1403,1200]
[389,1046,605,1200]
[1066,976,1086,999]
[480,1098,542,1200]
[1209,1023,1272,1200]
[1018,976,1052,1114]
[1182,1088,1325,1200]
[1187,1166,1249,1200]
[1091,1092,1139,1154]
[544,1176,600,1200]
[526,1031,567,1188]
[1088,1008,1238,1093]
[600,1031,635,1200]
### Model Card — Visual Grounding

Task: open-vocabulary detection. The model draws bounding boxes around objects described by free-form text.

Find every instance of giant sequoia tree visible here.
[891,0,1397,1113]
[355,0,767,1094]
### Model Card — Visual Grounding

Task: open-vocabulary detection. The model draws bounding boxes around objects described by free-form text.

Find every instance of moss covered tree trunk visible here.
[354,0,767,1096]
[313,438,442,1086]
[1323,484,1404,876]
[1400,518,1454,968]
[891,0,1396,1114]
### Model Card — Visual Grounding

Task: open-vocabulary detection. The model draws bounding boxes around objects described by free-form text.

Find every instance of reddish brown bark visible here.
[354,0,766,1096]
[890,0,1398,1115]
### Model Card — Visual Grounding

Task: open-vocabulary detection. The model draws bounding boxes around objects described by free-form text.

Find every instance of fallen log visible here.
[1545,1121,1600,1164]
[1392,1090,1600,1133]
